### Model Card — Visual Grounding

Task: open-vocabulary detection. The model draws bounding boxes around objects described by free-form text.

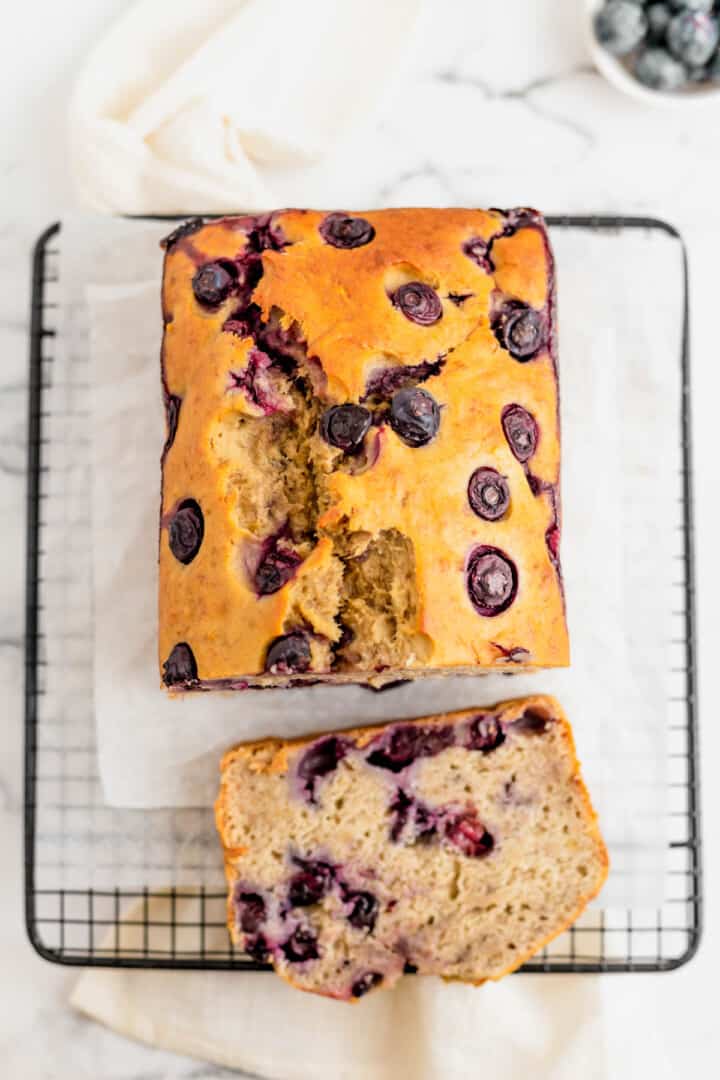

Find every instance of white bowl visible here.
[585,0,720,108]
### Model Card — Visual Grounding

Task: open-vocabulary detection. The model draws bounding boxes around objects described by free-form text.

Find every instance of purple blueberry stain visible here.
[362,357,445,402]
[320,404,372,454]
[245,934,271,963]
[229,348,292,416]
[288,860,335,908]
[234,891,266,934]
[265,631,312,676]
[391,282,443,326]
[162,642,198,687]
[468,467,510,522]
[492,643,531,665]
[493,300,547,361]
[296,735,352,804]
[245,212,290,253]
[281,926,320,963]
[466,546,518,617]
[444,811,494,859]
[466,714,506,754]
[366,724,454,773]
[168,499,204,565]
[388,790,439,844]
[501,403,539,463]
[345,891,379,933]
[351,971,383,998]
[252,533,302,596]
[389,387,441,448]
[191,259,238,307]
[319,212,375,249]
[510,709,552,735]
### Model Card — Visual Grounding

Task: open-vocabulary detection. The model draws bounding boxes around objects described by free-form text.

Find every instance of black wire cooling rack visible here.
[24,216,701,971]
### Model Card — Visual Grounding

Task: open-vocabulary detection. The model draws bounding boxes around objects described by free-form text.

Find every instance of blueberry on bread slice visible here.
[215,695,608,1000]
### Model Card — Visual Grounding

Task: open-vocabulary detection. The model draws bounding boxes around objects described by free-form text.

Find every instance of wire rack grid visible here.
[24,216,701,971]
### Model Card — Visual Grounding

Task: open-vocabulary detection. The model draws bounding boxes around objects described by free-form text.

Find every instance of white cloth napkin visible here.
[69,0,422,214]
[70,893,609,1080]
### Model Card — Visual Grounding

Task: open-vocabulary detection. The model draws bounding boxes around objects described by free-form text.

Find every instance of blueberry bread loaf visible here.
[215,696,607,1000]
[160,209,567,690]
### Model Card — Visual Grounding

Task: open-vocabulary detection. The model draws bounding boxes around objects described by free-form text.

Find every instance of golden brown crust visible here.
[160,209,568,689]
[215,694,608,994]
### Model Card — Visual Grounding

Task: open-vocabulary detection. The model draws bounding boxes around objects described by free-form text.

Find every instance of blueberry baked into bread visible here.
[160,208,567,690]
[215,696,607,1000]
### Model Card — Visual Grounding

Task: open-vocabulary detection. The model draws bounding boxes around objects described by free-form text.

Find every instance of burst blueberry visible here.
[254,537,301,596]
[468,467,510,522]
[493,301,547,361]
[391,282,443,326]
[281,926,319,963]
[168,499,204,565]
[389,387,441,448]
[288,861,334,907]
[444,812,494,858]
[466,546,518,617]
[162,642,198,687]
[320,404,372,453]
[367,724,454,772]
[501,403,538,463]
[297,736,352,802]
[265,631,312,675]
[235,891,266,934]
[466,714,506,753]
[346,891,379,932]
[319,212,375,249]
[191,260,237,307]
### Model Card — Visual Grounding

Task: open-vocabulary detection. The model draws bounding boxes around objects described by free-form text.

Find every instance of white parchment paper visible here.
[58,215,683,907]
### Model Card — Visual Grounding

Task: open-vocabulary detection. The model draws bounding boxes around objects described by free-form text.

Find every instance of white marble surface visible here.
[1,0,719,1076]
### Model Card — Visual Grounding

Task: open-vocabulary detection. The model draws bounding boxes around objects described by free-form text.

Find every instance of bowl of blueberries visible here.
[588,0,720,103]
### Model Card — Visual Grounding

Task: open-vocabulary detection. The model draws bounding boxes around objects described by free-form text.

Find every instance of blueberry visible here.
[245,934,270,962]
[346,891,379,932]
[391,282,443,326]
[444,812,494,858]
[362,358,445,401]
[466,546,518,617]
[288,861,334,907]
[235,891,266,934]
[634,46,688,88]
[297,736,351,802]
[466,715,506,753]
[246,212,289,253]
[667,10,719,65]
[493,301,547,361]
[366,724,454,773]
[161,217,205,250]
[191,260,237,307]
[463,236,495,273]
[501,403,538,463]
[265,631,311,675]
[281,926,319,963]
[319,212,375,249]
[388,790,439,844]
[467,467,510,522]
[594,1,648,56]
[254,537,301,596]
[669,0,713,12]
[646,3,672,43]
[509,709,551,734]
[389,387,441,448]
[320,404,372,453]
[162,642,198,687]
[168,499,204,565]
[351,971,383,998]
[163,392,181,455]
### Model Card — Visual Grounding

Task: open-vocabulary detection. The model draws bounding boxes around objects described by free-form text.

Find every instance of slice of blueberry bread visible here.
[160,208,567,691]
[215,695,607,1000]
